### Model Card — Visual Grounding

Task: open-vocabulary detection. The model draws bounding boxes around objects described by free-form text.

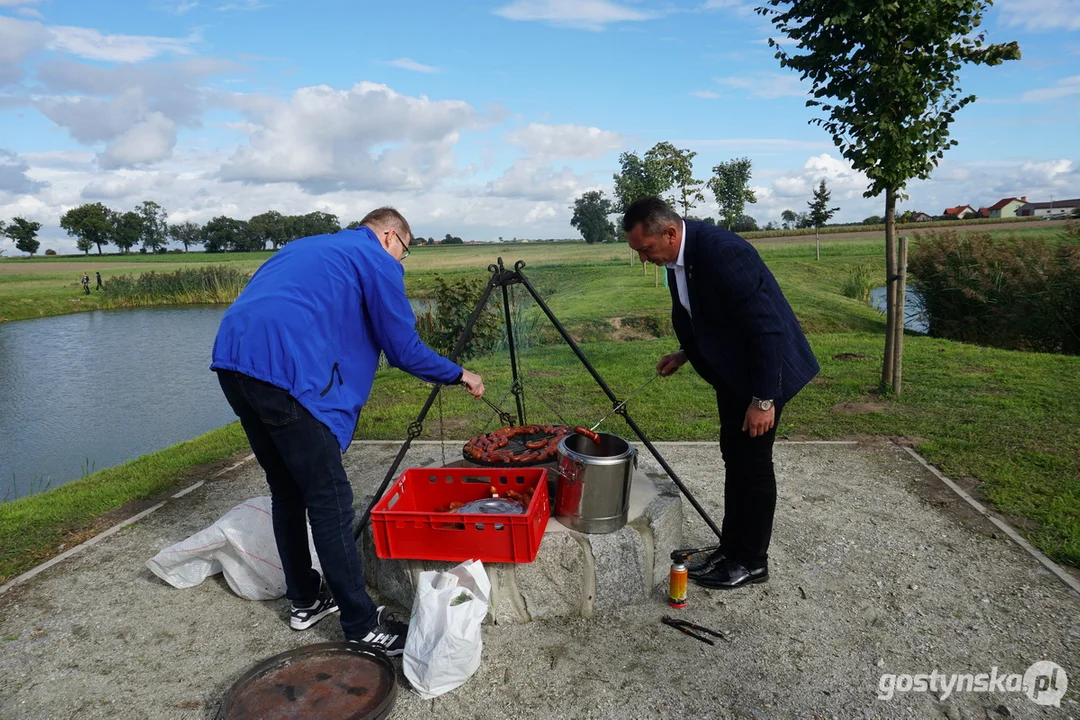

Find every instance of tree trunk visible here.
[882,187,898,390]
[892,236,908,395]
[816,228,820,261]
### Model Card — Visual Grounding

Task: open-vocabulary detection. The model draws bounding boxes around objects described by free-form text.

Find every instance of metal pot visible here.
[554,432,636,534]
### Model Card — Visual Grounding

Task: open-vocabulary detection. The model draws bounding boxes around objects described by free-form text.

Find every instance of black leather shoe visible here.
[694,560,768,589]
[686,548,727,580]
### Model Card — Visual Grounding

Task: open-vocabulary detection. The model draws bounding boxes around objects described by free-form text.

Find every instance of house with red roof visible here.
[943,205,977,219]
[988,196,1027,219]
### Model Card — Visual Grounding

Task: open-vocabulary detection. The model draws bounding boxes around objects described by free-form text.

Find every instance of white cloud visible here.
[691,90,720,99]
[47,26,198,63]
[676,137,832,153]
[494,0,656,30]
[219,82,480,193]
[17,7,44,19]
[1019,75,1080,103]
[0,0,39,5]
[81,174,155,200]
[699,0,756,16]
[505,123,625,159]
[998,0,1080,31]
[487,158,584,201]
[0,17,50,86]
[715,72,806,99]
[380,58,440,73]
[98,112,177,169]
[217,0,267,10]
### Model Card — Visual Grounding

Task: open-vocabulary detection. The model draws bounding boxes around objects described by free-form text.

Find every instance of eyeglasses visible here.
[387,230,410,260]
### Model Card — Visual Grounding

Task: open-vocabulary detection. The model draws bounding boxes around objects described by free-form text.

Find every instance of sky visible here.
[0,0,1078,252]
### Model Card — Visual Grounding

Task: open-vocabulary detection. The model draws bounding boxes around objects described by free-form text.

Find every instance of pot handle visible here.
[552,459,584,484]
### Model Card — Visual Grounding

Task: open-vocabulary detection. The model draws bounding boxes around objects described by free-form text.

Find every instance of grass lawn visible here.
[1,226,1077,582]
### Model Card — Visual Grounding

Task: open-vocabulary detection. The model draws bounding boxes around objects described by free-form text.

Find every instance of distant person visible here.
[81,272,90,295]
[622,197,819,590]
[211,207,486,656]
[95,271,103,291]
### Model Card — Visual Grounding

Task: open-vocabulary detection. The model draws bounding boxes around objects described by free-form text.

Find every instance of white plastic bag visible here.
[146,496,321,600]
[403,559,491,699]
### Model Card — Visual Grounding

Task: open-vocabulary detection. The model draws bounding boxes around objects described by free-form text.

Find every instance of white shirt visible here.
[666,220,691,318]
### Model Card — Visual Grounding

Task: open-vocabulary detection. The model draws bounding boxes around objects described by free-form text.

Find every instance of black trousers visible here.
[715,383,784,568]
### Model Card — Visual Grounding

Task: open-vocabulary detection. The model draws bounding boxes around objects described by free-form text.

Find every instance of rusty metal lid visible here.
[220,642,397,720]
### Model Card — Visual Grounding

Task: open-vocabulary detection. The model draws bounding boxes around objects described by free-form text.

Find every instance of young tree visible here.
[60,202,112,255]
[806,179,840,259]
[3,217,42,256]
[707,157,757,230]
[167,221,203,252]
[612,150,672,212]
[758,0,1020,393]
[644,142,705,216]
[109,210,143,254]
[136,200,169,253]
[570,190,617,244]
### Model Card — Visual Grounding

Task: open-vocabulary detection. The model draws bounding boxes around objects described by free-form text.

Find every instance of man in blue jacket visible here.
[623,197,819,590]
[211,207,485,655]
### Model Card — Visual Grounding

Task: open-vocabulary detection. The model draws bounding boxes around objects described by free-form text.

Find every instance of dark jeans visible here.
[216,370,378,640]
[716,383,784,568]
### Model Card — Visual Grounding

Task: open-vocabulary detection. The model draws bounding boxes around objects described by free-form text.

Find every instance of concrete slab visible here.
[1,440,1078,719]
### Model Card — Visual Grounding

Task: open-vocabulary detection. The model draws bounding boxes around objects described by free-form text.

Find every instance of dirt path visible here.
[749,220,1063,244]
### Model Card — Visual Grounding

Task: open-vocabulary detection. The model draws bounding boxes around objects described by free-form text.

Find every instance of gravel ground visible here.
[0,439,1077,720]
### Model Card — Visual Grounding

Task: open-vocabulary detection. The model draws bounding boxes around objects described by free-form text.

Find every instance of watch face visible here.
[758,399,773,411]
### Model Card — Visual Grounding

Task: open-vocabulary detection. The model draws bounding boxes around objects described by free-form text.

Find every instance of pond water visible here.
[0,306,236,503]
[870,286,929,334]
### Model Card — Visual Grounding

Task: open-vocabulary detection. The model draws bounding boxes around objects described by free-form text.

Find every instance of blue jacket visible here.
[211,227,462,450]
[668,220,820,404]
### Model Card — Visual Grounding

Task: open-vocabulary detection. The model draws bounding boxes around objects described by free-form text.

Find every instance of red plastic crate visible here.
[370,467,550,563]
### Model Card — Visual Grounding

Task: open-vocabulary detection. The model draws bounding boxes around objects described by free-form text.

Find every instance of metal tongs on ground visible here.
[589,372,661,432]
[661,616,728,646]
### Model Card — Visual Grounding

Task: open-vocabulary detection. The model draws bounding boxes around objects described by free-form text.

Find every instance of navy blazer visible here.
[668,220,820,404]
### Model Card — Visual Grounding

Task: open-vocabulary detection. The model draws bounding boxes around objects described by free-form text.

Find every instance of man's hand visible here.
[742,404,776,438]
[657,350,688,377]
[460,370,485,398]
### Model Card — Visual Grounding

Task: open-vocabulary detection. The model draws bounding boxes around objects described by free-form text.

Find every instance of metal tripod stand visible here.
[354,257,722,541]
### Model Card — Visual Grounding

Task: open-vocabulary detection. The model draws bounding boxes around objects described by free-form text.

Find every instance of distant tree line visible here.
[570,142,840,244]
[0,203,356,257]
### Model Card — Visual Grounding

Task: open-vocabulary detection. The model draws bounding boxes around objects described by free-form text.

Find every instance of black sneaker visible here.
[289,577,339,631]
[355,606,408,656]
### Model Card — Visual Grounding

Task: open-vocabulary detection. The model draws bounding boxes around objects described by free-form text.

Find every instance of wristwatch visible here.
[752,397,774,411]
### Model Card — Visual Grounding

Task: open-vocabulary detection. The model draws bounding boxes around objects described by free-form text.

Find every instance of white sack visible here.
[146,496,321,601]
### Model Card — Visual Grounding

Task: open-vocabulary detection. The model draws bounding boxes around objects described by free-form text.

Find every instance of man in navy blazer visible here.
[623,197,820,589]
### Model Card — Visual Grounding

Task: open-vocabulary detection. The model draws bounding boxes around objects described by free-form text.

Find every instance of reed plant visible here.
[908,225,1080,354]
[840,263,878,303]
[102,265,248,308]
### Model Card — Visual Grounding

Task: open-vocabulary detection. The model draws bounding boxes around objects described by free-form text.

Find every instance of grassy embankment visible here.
[0,225,1076,583]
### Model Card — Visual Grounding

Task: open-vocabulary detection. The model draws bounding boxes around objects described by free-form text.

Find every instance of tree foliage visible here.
[645,142,705,215]
[807,179,839,229]
[3,217,42,256]
[707,157,757,230]
[612,150,671,213]
[757,0,1020,391]
[60,203,112,255]
[109,211,143,254]
[136,200,169,253]
[168,221,203,252]
[202,216,247,253]
[570,190,617,244]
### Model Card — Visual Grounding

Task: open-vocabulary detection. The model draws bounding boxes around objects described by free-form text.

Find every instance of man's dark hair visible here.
[622,196,681,235]
[360,206,413,243]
